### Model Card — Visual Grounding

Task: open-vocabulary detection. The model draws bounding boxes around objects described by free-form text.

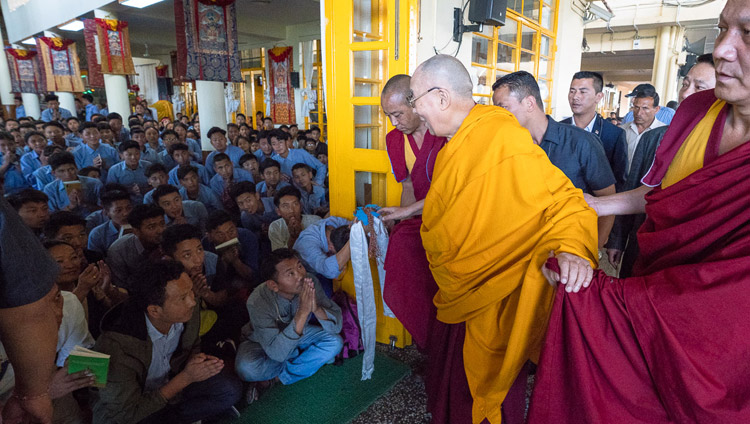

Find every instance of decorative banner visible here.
[267,46,296,125]
[5,48,43,93]
[36,37,84,92]
[83,19,105,88]
[94,18,135,75]
[174,0,243,83]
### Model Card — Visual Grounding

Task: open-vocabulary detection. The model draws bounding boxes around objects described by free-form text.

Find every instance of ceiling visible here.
[581,49,656,84]
[59,0,321,58]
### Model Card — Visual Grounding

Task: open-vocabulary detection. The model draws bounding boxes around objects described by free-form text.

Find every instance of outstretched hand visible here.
[541,251,594,293]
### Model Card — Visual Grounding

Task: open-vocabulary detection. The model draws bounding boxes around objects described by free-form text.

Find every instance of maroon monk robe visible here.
[528,139,750,424]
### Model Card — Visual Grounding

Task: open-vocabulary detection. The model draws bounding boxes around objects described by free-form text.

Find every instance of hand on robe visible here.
[541,251,594,293]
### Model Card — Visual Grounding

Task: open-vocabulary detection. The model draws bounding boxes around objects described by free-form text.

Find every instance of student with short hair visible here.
[44,151,103,217]
[44,121,79,150]
[44,211,103,265]
[177,165,224,213]
[253,131,274,162]
[32,144,63,190]
[173,123,203,163]
[209,152,254,197]
[107,112,129,144]
[235,248,342,385]
[268,186,321,250]
[203,210,259,283]
[142,162,169,204]
[256,158,289,214]
[294,216,352,281]
[0,131,31,195]
[92,260,243,424]
[72,122,120,174]
[107,141,153,201]
[152,184,208,231]
[81,93,99,121]
[292,163,328,216]
[226,123,239,144]
[65,117,82,143]
[88,190,133,256]
[168,143,210,186]
[96,122,115,146]
[106,204,166,292]
[205,127,244,176]
[7,188,49,234]
[157,129,181,171]
[78,166,101,180]
[131,127,160,164]
[239,153,261,183]
[236,135,252,154]
[19,130,46,178]
[229,181,275,254]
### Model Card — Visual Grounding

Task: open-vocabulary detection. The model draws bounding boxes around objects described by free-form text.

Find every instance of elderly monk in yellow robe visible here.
[410,54,599,423]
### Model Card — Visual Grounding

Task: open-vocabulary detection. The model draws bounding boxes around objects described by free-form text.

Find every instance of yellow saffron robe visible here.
[421,104,599,423]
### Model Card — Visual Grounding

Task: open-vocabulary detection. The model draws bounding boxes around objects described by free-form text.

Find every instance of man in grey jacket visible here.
[235,248,343,385]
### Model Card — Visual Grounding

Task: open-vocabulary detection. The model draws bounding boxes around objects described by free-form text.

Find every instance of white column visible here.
[196,80,227,150]
[95,9,131,123]
[0,29,14,108]
[21,93,40,119]
[652,26,672,101]
[55,92,76,115]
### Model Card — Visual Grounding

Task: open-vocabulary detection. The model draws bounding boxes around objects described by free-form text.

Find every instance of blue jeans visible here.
[235,326,343,385]
[138,368,243,424]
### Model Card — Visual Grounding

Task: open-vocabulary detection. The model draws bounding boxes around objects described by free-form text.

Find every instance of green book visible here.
[67,345,110,388]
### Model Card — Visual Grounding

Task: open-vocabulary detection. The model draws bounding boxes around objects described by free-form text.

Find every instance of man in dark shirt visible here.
[493,71,616,247]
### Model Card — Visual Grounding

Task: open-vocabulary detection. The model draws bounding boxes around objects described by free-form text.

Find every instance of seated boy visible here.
[235,248,342,385]
[292,163,329,216]
[96,121,116,146]
[32,144,63,190]
[239,153,262,183]
[203,210,259,285]
[92,260,242,424]
[78,166,101,180]
[268,186,322,250]
[256,158,289,214]
[132,127,160,164]
[269,129,327,185]
[44,210,104,267]
[19,130,46,180]
[107,140,153,201]
[0,131,31,195]
[157,129,181,171]
[44,151,103,217]
[229,181,275,256]
[142,162,169,204]
[209,152,254,198]
[294,216,352,282]
[152,184,208,231]
[168,143,210,186]
[253,131,274,163]
[88,190,133,256]
[7,188,50,235]
[177,165,224,213]
[45,121,79,150]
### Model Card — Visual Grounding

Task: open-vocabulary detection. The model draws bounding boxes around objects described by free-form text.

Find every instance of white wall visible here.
[1,0,111,43]
[549,0,585,120]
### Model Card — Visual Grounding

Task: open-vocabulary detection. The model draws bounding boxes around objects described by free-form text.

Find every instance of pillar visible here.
[664,27,685,104]
[651,25,673,102]
[196,80,227,150]
[55,92,76,115]
[21,93,40,119]
[95,10,131,123]
[0,27,16,117]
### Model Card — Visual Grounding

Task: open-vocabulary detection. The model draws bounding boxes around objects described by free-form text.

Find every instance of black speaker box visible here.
[290,72,300,88]
[469,0,507,26]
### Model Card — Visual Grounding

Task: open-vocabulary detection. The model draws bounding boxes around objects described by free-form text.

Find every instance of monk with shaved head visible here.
[411,54,599,423]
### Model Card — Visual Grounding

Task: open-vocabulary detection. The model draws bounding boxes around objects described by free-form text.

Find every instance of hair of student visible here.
[634,86,660,107]
[128,118,141,128]
[260,248,299,282]
[44,94,59,103]
[239,153,258,167]
[291,163,313,174]
[127,203,165,229]
[236,113,245,118]
[66,117,80,124]
[23,130,45,145]
[289,124,298,129]
[96,122,112,131]
[176,165,199,181]
[0,131,11,142]
[228,181,256,199]
[42,239,74,252]
[106,112,123,121]
[131,260,186,311]
[696,53,714,67]
[100,190,131,209]
[6,189,49,210]
[145,162,168,178]
[571,71,604,93]
[168,143,189,156]
[161,223,202,256]
[666,100,679,109]
[144,126,159,134]
[82,94,94,103]
[279,125,289,131]
[492,71,545,111]
[19,122,34,130]
[227,123,239,129]
[273,185,302,208]
[118,140,140,153]
[103,183,129,193]
[262,117,273,123]
[236,135,250,144]
[152,184,180,203]
[330,225,351,252]
[161,129,178,139]
[207,127,226,139]
[315,143,328,156]
[48,151,76,171]
[212,152,231,164]
[269,129,290,141]
[206,210,233,232]
[78,166,100,177]
[43,121,65,131]
[310,125,320,133]
[80,122,98,132]
[91,116,107,124]
[260,158,281,174]
[42,144,63,157]
[43,211,86,239]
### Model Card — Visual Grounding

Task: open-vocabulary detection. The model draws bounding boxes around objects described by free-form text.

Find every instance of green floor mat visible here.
[225,353,411,424]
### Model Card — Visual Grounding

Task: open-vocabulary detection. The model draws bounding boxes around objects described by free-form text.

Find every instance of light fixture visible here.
[21,37,36,45]
[58,19,84,32]
[119,0,164,8]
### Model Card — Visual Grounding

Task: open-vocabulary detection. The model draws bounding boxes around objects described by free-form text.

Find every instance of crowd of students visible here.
[0,103,353,423]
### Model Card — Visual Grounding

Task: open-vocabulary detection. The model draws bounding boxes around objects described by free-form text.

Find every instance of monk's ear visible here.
[438,89,451,111]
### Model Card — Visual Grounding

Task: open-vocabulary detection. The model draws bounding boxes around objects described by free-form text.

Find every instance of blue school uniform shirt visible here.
[15,105,25,119]
[1,163,31,195]
[185,138,203,163]
[142,188,156,204]
[256,180,290,197]
[254,150,274,163]
[88,221,119,256]
[157,150,177,171]
[85,209,108,231]
[202,227,260,275]
[41,107,73,122]
[272,149,327,186]
[168,162,211,187]
[293,216,351,279]
[164,200,208,231]
[84,104,99,122]
[298,184,328,215]
[33,165,54,190]
[106,160,152,190]
[72,143,120,170]
[63,134,83,148]
[140,145,161,164]
[205,145,245,176]
[209,168,254,196]
[19,150,42,179]
[44,176,103,216]
[179,184,224,213]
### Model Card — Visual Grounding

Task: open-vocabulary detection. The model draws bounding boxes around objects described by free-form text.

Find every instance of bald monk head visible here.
[381,74,425,135]
[410,54,476,138]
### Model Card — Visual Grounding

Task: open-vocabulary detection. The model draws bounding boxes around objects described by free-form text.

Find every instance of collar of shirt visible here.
[107,220,119,236]
[542,116,563,145]
[584,114,598,133]
[145,313,184,342]
[627,118,664,135]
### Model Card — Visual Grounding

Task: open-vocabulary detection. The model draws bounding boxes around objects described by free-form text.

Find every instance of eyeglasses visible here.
[406,87,442,108]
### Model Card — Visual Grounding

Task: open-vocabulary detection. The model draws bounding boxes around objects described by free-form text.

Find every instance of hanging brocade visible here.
[83,19,104,88]
[267,46,296,125]
[94,18,136,75]
[5,48,43,94]
[35,37,84,93]
[174,0,242,83]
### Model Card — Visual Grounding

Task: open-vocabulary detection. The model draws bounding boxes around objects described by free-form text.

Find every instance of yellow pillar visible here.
[652,25,673,102]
